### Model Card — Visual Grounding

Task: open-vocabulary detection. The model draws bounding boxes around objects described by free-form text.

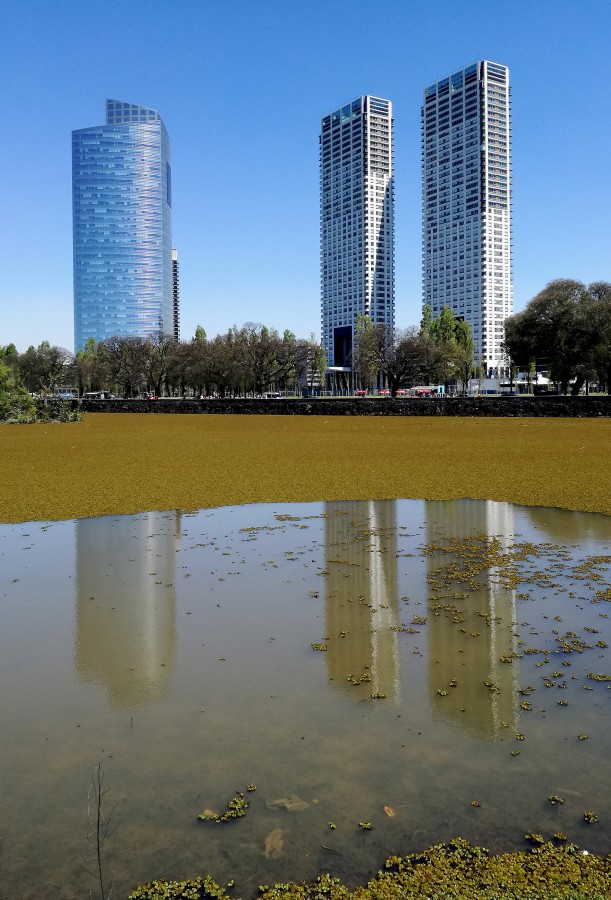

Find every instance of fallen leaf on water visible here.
[264,827,284,859]
[383,806,395,817]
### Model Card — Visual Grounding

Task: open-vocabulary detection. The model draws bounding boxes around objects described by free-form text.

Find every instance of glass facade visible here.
[73,100,172,351]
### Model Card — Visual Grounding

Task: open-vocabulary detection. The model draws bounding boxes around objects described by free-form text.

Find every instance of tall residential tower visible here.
[320,96,395,367]
[422,62,512,375]
[73,100,173,351]
[172,248,180,342]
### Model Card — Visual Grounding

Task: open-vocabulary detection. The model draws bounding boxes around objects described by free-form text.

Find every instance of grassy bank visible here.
[1,414,610,522]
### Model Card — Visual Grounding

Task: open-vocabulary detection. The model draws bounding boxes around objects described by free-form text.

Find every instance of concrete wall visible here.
[81,396,611,417]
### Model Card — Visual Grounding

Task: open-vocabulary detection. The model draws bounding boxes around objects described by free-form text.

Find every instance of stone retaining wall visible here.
[80,396,611,417]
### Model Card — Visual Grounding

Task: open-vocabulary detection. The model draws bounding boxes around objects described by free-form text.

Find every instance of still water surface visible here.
[1,499,611,898]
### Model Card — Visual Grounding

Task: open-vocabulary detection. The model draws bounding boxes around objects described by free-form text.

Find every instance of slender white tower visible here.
[422,62,512,375]
[320,96,395,367]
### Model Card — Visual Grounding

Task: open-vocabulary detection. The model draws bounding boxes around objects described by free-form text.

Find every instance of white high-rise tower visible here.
[422,62,512,375]
[320,96,395,367]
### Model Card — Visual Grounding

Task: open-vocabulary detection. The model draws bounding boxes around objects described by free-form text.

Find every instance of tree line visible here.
[1,326,328,402]
[1,310,478,403]
[2,277,610,418]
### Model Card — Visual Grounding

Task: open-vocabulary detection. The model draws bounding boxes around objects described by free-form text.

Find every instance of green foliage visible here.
[504,279,611,394]
[353,314,382,390]
[453,320,475,393]
[0,361,36,422]
[129,874,229,899]
[421,305,476,390]
[1,344,83,423]
[197,790,249,823]
[430,305,457,345]
[420,304,433,336]
[304,333,327,391]
[18,340,72,395]
[33,396,83,422]
[128,839,611,899]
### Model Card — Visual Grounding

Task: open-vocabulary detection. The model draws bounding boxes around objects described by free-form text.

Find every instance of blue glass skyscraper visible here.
[73,100,172,351]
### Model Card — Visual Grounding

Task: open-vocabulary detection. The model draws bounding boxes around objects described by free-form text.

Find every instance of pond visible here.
[1,499,611,899]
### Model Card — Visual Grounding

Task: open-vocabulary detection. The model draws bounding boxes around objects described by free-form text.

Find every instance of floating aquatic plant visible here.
[524,832,545,844]
[198,790,249,824]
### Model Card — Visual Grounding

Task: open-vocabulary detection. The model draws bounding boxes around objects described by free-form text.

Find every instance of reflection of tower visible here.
[75,511,180,706]
[324,500,400,701]
[426,500,518,738]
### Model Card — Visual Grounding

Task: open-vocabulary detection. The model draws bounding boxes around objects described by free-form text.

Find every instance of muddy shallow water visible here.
[1,499,610,899]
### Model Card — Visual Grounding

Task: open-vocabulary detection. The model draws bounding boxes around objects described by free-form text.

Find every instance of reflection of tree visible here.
[426,500,518,739]
[324,501,400,701]
[75,512,180,706]
[524,507,611,545]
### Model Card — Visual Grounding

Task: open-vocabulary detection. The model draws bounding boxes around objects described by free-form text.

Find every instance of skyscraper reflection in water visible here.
[323,500,400,702]
[75,511,181,706]
[425,499,518,738]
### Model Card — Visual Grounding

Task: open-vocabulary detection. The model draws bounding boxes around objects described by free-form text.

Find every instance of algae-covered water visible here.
[1,499,611,899]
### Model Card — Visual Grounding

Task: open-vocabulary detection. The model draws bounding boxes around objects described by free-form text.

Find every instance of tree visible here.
[18,341,73,396]
[239,323,297,395]
[427,305,461,392]
[75,337,105,397]
[420,304,433,337]
[206,330,246,397]
[453,320,475,394]
[430,305,456,345]
[0,360,35,421]
[378,326,426,396]
[98,336,147,398]
[300,333,327,394]
[585,283,611,393]
[503,279,609,394]
[144,332,175,397]
[352,314,382,391]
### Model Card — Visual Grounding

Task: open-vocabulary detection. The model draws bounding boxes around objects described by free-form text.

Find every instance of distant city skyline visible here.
[2,1,610,352]
[72,100,173,351]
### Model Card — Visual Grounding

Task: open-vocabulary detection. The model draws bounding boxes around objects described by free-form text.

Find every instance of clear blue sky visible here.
[1,0,610,352]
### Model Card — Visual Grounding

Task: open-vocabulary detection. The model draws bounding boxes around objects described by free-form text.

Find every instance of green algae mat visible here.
[1,414,610,523]
[129,839,611,899]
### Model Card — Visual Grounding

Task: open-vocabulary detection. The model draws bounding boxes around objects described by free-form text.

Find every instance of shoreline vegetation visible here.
[128,839,611,899]
[1,414,610,524]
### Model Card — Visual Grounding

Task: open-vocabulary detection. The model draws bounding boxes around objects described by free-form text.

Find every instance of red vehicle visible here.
[355,389,367,396]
